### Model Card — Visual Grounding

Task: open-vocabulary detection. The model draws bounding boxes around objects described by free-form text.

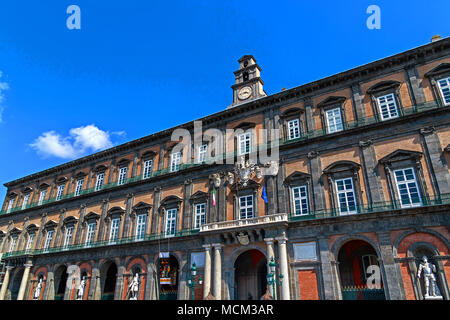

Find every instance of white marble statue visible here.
[417,256,442,299]
[128,273,140,300]
[76,276,86,300]
[33,278,43,300]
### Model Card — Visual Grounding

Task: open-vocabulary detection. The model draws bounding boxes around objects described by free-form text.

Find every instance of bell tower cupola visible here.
[229,55,267,108]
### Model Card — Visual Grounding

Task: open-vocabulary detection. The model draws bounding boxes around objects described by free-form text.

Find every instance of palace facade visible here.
[0,37,449,301]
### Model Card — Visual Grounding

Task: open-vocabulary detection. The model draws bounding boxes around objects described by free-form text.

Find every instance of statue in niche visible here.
[33,278,43,300]
[417,256,442,299]
[76,276,86,300]
[127,273,140,300]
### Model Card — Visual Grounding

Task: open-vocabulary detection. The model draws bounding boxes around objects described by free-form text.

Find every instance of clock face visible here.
[238,86,252,100]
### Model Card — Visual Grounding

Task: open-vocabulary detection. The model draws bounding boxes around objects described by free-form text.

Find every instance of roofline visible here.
[4,37,449,188]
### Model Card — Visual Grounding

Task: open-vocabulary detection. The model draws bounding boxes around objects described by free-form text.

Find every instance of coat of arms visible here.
[237,232,249,245]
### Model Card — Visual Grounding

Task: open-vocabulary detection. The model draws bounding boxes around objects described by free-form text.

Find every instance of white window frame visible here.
[194,203,206,229]
[238,133,252,155]
[143,159,153,179]
[288,119,301,140]
[85,223,96,247]
[21,194,30,210]
[6,198,14,213]
[43,230,54,251]
[25,233,35,252]
[335,178,358,215]
[8,237,17,253]
[239,195,254,220]
[325,108,344,133]
[75,179,84,196]
[437,77,450,106]
[198,144,208,163]
[109,218,120,244]
[95,172,105,191]
[38,190,47,206]
[63,226,74,249]
[135,214,147,241]
[376,93,399,120]
[170,152,181,172]
[165,208,177,236]
[393,168,422,208]
[56,184,65,201]
[292,185,309,216]
[118,167,128,186]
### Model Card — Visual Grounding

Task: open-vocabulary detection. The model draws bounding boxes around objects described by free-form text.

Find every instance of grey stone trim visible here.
[303,97,315,132]
[307,152,326,212]
[182,181,193,229]
[351,83,366,120]
[359,140,385,204]
[405,66,426,105]
[317,238,338,299]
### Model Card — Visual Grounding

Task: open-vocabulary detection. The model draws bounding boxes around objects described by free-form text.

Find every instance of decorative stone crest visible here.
[307,151,319,159]
[419,126,436,136]
[237,232,250,246]
[359,139,373,149]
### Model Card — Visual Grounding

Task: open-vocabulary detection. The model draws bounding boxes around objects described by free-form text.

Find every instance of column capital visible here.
[264,237,275,244]
[24,264,33,269]
[275,236,288,244]
[5,266,14,271]
[202,244,212,250]
[212,243,223,249]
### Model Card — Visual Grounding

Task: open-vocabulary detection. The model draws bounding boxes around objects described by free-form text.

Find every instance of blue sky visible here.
[0,0,448,200]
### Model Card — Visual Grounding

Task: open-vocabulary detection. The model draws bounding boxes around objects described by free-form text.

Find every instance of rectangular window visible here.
[95,173,105,191]
[394,168,422,208]
[85,223,96,247]
[194,203,206,229]
[143,159,153,179]
[25,234,35,252]
[109,218,120,244]
[377,93,399,120]
[335,178,357,215]
[38,190,47,206]
[239,195,254,220]
[6,198,14,213]
[56,184,65,201]
[165,209,177,236]
[43,230,54,251]
[21,194,30,210]
[292,186,309,215]
[288,119,301,140]
[325,108,344,133]
[75,179,84,196]
[63,226,74,248]
[198,144,208,163]
[362,255,379,280]
[8,237,17,253]
[438,77,450,106]
[238,133,252,155]
[135,214,147,241]
[170,152,181,172]
[118,167,128,185]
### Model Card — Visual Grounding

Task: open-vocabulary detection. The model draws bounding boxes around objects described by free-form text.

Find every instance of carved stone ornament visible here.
[307,151,319,159]
[359,140,373,148]
[419,126,436,136]
[237,232,250,246]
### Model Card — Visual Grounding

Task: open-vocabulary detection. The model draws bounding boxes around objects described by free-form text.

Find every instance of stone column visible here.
[114,266,126,300]
[213,244,222,299]
[264,238,275,297]
[276,234,290,300]
[308,151,326,212]
[202,244,212,298]
[377,232,405,300]
[420,127,450,196]
[0,266,13,300]
[318,238,338,299]
[17,263,32,300]
[144,261,157,300]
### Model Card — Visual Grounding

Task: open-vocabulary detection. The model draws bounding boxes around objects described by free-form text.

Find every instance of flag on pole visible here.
[261,185,268,204]
[212,187,216,207]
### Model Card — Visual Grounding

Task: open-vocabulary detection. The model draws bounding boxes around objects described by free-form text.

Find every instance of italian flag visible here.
[212,187,216,207]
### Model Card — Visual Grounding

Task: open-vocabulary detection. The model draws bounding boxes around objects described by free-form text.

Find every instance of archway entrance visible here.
[8,268,24,300]
[54,265,68,300]
[159,255,179,300]
[234,249,267,300]
[102,262,117,300]
[337,240,385,300]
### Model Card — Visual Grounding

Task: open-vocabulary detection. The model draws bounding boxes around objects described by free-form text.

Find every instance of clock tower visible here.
[229,55,267,108]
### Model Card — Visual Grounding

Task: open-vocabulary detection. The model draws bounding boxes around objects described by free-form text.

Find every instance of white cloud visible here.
[30,125,118,159]
[0,71,9,123]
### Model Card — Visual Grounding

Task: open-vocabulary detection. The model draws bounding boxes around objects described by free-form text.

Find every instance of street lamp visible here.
[266,257,283,300]
[187,263,203,300]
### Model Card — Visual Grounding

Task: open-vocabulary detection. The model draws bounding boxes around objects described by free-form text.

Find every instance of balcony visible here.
[200,213,288,232]
[1,228,199,259]
[1,101,447,216]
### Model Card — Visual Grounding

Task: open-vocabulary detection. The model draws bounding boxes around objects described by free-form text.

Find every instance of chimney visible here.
[431,35,442,42]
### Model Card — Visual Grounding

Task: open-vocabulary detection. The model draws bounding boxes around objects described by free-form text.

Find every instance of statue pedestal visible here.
[424,295,443,300]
